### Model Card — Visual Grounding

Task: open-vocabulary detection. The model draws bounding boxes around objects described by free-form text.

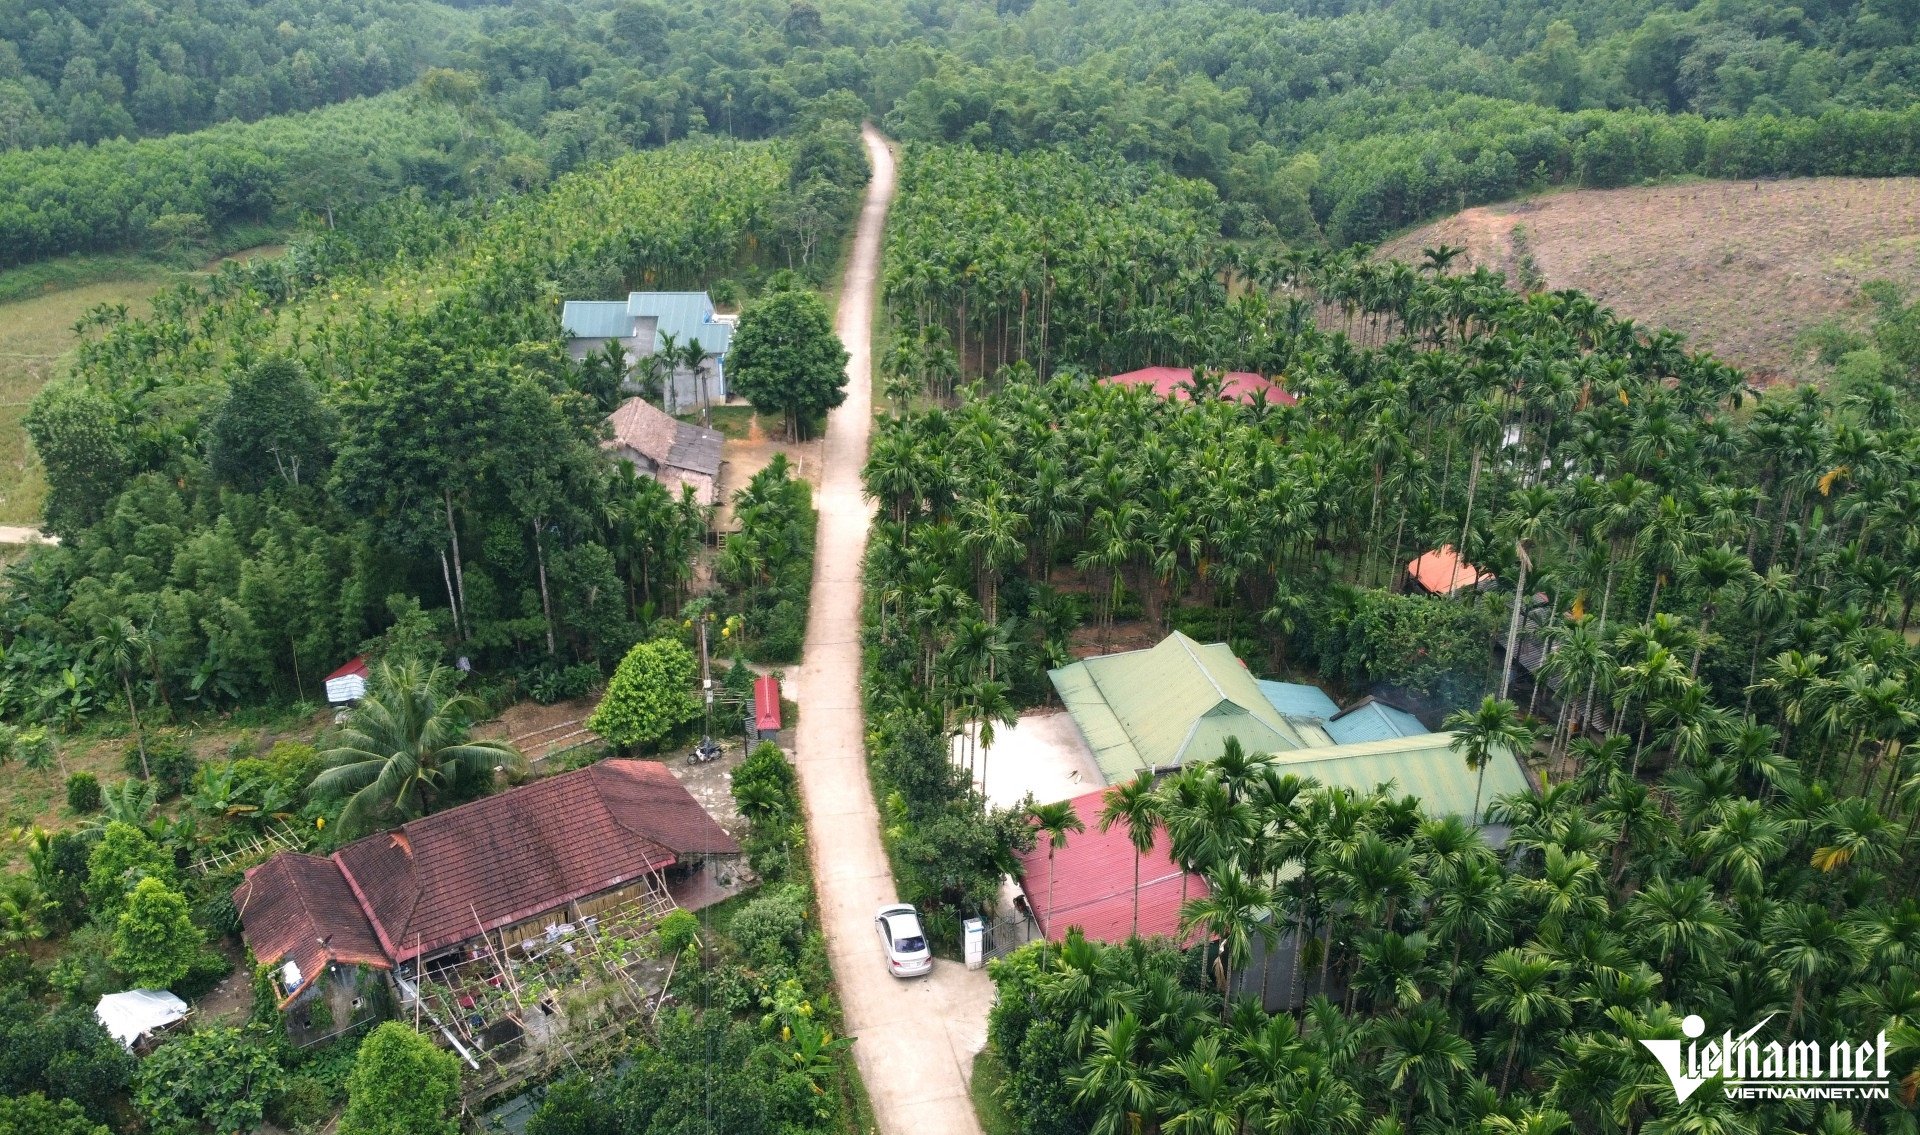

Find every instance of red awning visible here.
[754,675,782,732]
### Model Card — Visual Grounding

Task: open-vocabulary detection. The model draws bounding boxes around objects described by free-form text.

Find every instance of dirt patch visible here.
[1378,177,1920,381]
[654,740,753,843]
[193,940,256,1025]
[714,430,826,531]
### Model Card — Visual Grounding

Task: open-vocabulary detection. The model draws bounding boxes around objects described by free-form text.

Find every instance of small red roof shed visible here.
[754,675,782,735]
[1014,789,1208,944]
[323,656,369,704]
[1106,366,1296,407]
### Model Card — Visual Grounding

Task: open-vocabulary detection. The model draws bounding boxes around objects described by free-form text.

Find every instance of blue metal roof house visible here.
[560,291,735,413]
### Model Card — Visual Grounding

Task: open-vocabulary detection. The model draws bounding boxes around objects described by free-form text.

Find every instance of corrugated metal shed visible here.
[628,292,733,356]
[1325,699,1429,745]
[1048,632,1315,783]
[561,300,633,339]
[1266,732,1528,822]
[1255,679,1339,720]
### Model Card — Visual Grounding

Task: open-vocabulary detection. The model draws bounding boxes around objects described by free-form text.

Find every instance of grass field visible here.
[0,272,173,524]
[0,245,293,528]
[1379,177,1920,381]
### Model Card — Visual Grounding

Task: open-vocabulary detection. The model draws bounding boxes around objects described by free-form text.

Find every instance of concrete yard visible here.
[953,710,1106,811]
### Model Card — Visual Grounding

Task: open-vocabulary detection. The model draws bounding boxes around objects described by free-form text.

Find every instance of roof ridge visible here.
[1169,632,1230,703]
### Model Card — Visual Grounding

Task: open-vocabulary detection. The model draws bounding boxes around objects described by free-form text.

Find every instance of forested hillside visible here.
[12,0,1920,268]
[0,0,465,147]
[5,132,861,718]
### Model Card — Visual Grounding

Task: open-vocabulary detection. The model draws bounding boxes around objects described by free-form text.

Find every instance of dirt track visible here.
[794,127,992,1135]
[1379,177,1920,380]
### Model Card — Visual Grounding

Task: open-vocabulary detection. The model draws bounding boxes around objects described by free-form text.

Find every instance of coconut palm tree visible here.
[310,660,526,835]
[1099,770,1160,938]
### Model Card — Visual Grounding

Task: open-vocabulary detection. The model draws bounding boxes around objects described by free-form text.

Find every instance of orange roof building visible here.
[1407,546,1492,597]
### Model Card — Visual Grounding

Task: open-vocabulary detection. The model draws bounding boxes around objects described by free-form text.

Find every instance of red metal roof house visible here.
[1105,366,1296,407]
[1014,789,1207,944]
[1407,546,1493,597]
[323,656,369,704]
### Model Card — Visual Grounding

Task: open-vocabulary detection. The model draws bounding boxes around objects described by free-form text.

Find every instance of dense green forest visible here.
[10,0,1920,267]
[861,145,1920,1133]
[0,0,466,147]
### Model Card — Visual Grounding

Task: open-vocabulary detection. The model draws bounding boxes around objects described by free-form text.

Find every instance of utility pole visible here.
[698,613,714,740]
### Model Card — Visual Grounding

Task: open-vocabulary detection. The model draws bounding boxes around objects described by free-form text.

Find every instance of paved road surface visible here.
[0,526,55,546]
[794,126,993,1135]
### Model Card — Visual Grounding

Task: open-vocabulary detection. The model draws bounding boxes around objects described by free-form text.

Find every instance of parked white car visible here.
[874,904,932,977]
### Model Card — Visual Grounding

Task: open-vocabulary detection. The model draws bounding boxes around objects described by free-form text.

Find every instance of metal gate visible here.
[979,911,1040,961]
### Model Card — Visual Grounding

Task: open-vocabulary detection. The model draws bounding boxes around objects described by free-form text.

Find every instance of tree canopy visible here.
[727,287,849,440]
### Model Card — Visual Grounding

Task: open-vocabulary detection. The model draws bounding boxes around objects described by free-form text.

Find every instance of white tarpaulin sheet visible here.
[95,989,189,1049]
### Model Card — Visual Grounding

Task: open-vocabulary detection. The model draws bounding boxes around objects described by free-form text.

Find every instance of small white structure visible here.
[324,655,369,704]
[95,989,189,1050]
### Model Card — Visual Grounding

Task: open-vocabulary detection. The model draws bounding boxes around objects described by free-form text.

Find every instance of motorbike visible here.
[688,736,723,764]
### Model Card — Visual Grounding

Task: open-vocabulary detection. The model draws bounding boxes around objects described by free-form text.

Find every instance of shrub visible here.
[339,1022,462,1135]
[84,821,172,915]
[110,877,203,989]
[127,735,198,799]
[0,1092,108,1135]
[17,728,55,771]
[586,639,699,752]
[657,909,700,956]
[527,661,601,704]
[268,1075,332,1130]
[65,772,101,814]
[728,886,809,968]
[133,1025,286,1135]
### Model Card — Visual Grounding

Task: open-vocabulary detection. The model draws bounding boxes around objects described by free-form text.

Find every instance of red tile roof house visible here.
[1105,366,1297,407]
[1014,789,1208,945]
[233,760,738,1034]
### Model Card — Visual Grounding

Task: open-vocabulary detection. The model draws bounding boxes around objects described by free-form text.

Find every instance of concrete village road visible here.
[791,126,994,1135]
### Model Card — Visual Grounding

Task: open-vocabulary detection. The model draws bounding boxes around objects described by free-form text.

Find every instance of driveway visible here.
[954,711,1106,811]
[793,127,992,1135]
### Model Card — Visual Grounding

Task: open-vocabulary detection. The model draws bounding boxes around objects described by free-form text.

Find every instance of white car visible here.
[874,904,932,977]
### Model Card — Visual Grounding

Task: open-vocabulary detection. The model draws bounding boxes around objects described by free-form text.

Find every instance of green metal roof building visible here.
[1050,632,1531,832]
[1048,631,1326,782]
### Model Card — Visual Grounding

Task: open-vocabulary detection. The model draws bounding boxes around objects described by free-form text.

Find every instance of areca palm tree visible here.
[311,660,526,835]
[1474,948,1569,1096]
[1180,864,1276,1018]
[1030,799,1086,966]
[92,616,155,779]
[1099,770,1160,938]
[1444,697,1536,825]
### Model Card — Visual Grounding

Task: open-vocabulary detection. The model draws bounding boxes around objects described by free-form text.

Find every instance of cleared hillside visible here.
[1379,178,1920,381]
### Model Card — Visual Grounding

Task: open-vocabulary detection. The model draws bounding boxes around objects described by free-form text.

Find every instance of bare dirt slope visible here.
[1379,178,1920,381]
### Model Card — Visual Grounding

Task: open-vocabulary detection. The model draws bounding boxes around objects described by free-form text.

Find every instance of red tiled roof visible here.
[754,675,781,732]
[1014,790,1208,944]
[233,853,390,1005]
[237,761,739,970]
[334,760,737,961]
[1106,366,1296,407]
[324,655,368,682]
[1407,545,1492,595]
